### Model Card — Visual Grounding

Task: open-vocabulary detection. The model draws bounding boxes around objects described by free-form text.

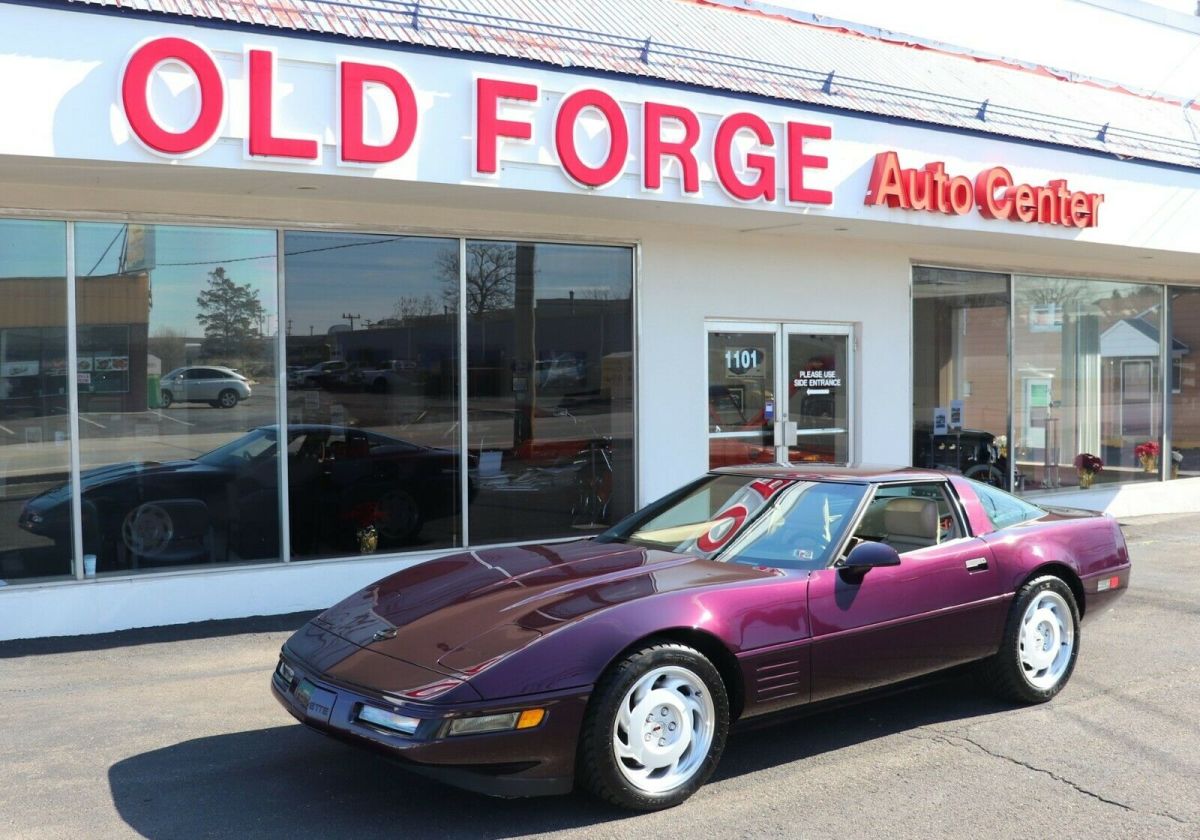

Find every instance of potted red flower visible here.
[1135,441,1160,474]
[1073,452,1103,488]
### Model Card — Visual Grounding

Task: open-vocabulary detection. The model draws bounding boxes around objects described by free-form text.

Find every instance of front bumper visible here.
[270,651,589,798]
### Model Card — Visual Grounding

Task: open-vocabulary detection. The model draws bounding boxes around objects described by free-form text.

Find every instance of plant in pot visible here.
[1074,452,1103,488]
[1135,441,1160,474]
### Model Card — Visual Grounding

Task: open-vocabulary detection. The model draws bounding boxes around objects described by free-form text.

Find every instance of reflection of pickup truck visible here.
[361,360,418,393]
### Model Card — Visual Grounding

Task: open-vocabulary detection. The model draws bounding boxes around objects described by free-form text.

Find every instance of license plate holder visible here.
[295,679,337,723]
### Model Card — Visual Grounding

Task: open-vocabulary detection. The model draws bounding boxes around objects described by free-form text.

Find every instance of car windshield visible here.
[197,428,279,468]
[597,474,866,570]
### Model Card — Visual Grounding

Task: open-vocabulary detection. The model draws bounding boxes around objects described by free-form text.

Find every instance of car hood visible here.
[23,459,216,507]
[312,539,770,677]
[78,459,215,490]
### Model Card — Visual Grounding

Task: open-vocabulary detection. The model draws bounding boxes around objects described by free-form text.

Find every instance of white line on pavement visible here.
[77,416,107,429]
[0,424,14,436]
[151,411,194,427]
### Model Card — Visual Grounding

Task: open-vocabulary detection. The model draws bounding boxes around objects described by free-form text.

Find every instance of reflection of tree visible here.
[438,243,516,316]
[148,325,187,374]
[195,267,266,357]
[1018,277,1087,310]
[392,294,439,324]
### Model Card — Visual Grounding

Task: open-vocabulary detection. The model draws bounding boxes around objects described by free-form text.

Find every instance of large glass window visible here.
[912,268,1011,488]
[1169,286,1200,480]
[1013,276,1164,491]
[74,224,280,575]
[0,220,72,583]
[466,241,634,543]
[283,232,461,558]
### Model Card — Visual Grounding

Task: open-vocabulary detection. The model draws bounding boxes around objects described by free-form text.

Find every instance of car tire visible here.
[159,389,173,409]
[217,389,239,409]
[965,464,1006,488]
[376,489,423,544]
[577,640,729,811]
[980,575,1080,704]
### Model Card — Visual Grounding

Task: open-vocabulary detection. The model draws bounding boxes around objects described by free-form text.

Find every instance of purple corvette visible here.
[271,465,1130,810]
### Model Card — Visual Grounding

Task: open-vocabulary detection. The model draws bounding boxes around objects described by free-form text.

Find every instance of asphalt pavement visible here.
[1,513,1198,839]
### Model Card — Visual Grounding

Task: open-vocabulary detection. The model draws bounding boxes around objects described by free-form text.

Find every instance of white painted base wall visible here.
[1032,476,1200,518]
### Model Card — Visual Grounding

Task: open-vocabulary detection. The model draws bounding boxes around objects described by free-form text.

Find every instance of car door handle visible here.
[964,557,989,572]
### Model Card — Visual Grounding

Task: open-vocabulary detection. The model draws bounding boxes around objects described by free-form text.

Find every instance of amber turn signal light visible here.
[516,708,546,729]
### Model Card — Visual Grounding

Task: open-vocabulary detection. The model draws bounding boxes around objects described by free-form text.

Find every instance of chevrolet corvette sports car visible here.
[271,465,1130,810]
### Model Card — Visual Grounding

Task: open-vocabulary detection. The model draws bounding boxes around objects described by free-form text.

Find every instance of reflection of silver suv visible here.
[160,366,251,409]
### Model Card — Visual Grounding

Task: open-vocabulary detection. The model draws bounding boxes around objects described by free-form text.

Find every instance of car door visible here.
[808,480,1005,702]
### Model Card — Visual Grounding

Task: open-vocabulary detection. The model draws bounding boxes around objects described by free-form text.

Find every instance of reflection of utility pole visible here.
[342,312,362,331]
[286,318,293,336]
[309,325,314,336]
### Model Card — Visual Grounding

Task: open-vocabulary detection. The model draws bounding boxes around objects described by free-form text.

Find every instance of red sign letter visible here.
[643,102,700,193]
[974,166,1014,220]
[122,37,224,156]
[864,152,908,208]
[340,61,418,164]
[248,49,318,160]
[476,78,539,175]
[714,113,776,202]
[786,122,832,205]
[555,89,630,188]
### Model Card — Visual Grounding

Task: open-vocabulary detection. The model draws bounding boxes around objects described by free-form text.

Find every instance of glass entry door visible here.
[707,322,853,468]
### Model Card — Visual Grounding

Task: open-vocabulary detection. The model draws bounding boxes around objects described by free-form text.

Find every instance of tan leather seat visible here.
[883,497,938,553]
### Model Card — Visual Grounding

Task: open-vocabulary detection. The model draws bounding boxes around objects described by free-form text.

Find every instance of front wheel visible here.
[159,390,173,409]
[981,575,1080,703]
[577,641,729,810]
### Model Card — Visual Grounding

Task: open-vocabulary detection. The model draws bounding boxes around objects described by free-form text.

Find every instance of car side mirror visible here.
[839,540,901,581]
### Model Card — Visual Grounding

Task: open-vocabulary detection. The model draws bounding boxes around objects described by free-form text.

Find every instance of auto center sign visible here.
[114,34,1103,226]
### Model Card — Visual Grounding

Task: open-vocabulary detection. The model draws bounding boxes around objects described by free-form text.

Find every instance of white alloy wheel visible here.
[1018,589,1075,690]
[611,665,716,794]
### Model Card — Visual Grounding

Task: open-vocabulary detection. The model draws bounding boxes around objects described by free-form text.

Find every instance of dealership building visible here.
[1,0,1198,640]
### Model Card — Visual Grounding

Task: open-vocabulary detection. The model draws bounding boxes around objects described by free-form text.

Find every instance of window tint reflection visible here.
[74,223,280,574]
[466,241,634,543]
[2,220,72,583]
[284,232,461,558]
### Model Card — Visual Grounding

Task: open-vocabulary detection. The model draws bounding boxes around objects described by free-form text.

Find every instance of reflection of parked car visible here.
[160,366,251,409]
[913,426,1007,488]
[17,425,466,573]
[272,465,1129,809]
[297,360,348,389]
[361,359,418,393]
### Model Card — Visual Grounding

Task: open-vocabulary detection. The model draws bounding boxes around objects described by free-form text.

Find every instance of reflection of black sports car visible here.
[18,425,465,572]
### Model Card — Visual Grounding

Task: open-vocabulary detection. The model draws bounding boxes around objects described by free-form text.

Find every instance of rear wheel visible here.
[981,575,1079,703]
[578,641,729,810]
[217,389,239,409]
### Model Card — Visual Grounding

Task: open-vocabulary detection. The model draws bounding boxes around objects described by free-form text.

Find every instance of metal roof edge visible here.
[14,0,1200,177]
[698,0,1200,110]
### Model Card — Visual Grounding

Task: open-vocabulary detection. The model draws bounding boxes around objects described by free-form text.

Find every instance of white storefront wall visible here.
[1,5,1198,639]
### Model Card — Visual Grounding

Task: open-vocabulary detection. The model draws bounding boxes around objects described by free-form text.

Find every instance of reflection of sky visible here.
[75,224,278,335]
[285,233,457,333]
[2,220,633,334]
[0,220,66,277]
[506,243,633,301]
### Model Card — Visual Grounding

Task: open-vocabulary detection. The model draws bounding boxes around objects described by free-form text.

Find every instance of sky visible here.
[755,0,1200,101]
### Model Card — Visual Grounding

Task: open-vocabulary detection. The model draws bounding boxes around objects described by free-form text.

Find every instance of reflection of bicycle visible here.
[571,435,614,529]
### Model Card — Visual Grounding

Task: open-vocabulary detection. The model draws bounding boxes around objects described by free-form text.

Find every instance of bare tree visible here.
[392,294,439,324]
[438,242,516,316]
